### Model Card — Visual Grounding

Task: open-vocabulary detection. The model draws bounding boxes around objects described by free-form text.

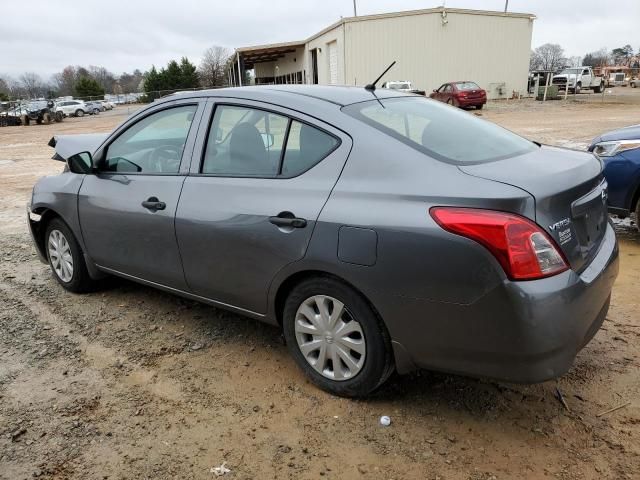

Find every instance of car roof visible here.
[159,85,412,107]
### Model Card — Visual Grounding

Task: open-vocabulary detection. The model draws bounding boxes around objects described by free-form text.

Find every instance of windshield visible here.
[456,82,480,91]
[560,68,581,75]
[343,97,537,164]
[388,83,411,90]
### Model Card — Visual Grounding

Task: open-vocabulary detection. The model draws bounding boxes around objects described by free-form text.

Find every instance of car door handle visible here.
[269,213,307,228]
[141,197,166,211]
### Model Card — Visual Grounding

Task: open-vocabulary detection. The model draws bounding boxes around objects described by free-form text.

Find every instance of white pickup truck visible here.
[552,66,604,94]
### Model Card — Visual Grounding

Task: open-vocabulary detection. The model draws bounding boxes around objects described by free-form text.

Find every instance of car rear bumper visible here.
[386,222,619,382]
[458,98,486,107]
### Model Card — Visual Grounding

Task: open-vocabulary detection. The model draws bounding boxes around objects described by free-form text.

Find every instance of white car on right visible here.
[56,100,89,117]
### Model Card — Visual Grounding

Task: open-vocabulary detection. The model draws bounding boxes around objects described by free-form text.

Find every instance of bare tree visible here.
[529,43,568,72]
[199,46,231,87]
[89,65,116,91]
[582,48,611,67]
[19,72,46,98]
[51,66,77,96]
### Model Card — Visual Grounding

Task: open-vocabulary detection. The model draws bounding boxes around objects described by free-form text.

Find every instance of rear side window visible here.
[282,121,339,176]
[203,105,287,176]
[343,97,536,164]
[202,105,339,177]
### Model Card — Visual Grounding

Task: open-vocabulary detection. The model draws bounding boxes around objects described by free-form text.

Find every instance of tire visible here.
[575,83,581,94]
[42,112,51,125]
[477,103,484,110]
[44,218,96,293]
[594,84,603,93]
[93,108,99,114]
[282,277,394,397]
[55,111,64,122]
[20,115,29,126]
[635,199,640,233]
[75,109,84,117]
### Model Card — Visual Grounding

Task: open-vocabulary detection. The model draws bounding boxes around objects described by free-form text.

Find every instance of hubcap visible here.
[48,229,73,283]
[294,295,366,381]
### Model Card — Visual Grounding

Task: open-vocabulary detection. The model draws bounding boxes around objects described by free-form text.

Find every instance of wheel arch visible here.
[271,268,414,374]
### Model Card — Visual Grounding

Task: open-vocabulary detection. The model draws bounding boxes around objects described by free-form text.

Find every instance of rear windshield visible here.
[343,97,537,164]
[456,82,480,91]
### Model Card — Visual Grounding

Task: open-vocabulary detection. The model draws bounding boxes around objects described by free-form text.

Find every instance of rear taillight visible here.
[430,207,568,280]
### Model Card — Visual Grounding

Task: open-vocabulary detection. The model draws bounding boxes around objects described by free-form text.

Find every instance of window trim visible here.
[97,103,199,176]
[197,102,342,180]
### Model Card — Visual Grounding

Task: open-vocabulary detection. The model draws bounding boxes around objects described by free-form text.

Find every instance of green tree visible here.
[179,57,199,89]
[612,45,634,65]
[74,76,105,99]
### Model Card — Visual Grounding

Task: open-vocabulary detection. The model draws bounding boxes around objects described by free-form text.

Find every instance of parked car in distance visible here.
[552,67,604,94]
[589,124,640,230]
[430,81,487,109]
[21,100,64,125]
[57,100,88,117]
[100,100,114,110]
[629,78,638,88]
[85,101,104,114]
[381,81,426,95]
[29,85,618,397]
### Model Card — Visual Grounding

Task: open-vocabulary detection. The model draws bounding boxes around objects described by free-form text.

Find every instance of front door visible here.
[78,102,203,289]
[176,100,351,314]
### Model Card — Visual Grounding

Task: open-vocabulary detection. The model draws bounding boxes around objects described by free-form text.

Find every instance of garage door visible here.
[328,41,338,85]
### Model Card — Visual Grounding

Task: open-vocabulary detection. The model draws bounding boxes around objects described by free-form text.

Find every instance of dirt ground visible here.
[1,96,639,480]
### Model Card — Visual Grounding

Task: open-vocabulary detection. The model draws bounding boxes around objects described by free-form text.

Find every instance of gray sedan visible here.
[28,86,618,397]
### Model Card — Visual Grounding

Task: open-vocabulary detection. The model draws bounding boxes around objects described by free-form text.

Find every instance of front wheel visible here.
[45,218,96,293]
[575,83,581,94]
[75,109,84,117]
[283,277,394,397]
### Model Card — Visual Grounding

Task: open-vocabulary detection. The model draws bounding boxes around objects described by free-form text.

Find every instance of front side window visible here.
[202,105,339,177]
[343,97,537,164]
[103,105,197,173]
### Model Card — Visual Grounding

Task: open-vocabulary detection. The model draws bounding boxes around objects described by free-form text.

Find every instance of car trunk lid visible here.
[459,145,607,272]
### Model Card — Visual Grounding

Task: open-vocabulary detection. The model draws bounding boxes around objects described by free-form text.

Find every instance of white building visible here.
[232,7,535,99]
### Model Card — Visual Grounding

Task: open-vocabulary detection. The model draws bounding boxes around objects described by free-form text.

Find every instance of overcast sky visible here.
[2,0,638,79]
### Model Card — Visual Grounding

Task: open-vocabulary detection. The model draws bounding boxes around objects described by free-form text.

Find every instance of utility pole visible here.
[504,0,509,12]
[353,0,357,16]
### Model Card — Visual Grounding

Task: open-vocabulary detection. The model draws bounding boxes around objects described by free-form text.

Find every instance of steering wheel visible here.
[149,145,182,173]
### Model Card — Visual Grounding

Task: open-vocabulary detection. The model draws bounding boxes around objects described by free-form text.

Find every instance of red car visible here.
[429,81,487,109]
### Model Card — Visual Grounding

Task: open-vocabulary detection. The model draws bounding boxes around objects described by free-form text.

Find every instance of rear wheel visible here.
[75,109,84,117]
[45,218,96,293]
[283,277,394,397]
[55,111,64,122]
[575,83,581,94]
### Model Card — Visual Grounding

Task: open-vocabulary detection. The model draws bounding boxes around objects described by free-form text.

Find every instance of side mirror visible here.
[67,151,94,174]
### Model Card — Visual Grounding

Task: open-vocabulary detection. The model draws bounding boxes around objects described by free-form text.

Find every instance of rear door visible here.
[176,99,351,314]
[78,100,204,289]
